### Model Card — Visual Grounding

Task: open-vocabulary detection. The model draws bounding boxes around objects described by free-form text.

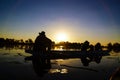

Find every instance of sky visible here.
[0,0,120,45]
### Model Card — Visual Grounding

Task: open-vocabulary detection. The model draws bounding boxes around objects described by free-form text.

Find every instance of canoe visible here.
[25,49,110,59]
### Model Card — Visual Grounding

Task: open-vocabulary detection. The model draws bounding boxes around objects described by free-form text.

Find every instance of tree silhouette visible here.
[107,43,113,51]
[113,43,120,53]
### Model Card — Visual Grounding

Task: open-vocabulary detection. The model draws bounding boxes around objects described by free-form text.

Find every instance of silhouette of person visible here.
[33,31,52,67]
[33,31,52,51]
[107,43,113,52]
[81,41,90,52]
[94,42,102,51]
[89,44,94,52]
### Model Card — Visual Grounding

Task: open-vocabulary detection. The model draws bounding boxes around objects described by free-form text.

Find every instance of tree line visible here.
[0,38,33,45]
[55,41,120,53]
[0,38,120,52]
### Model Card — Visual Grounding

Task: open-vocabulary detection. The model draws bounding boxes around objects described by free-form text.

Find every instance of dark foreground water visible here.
[0,48,120,80]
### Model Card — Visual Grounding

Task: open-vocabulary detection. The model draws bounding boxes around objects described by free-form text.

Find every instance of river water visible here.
[0,48,120,80]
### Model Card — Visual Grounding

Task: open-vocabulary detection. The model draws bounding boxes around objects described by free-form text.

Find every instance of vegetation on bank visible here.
[0,38,120,53]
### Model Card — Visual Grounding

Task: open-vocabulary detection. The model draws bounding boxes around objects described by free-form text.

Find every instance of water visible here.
[0,48,120,80]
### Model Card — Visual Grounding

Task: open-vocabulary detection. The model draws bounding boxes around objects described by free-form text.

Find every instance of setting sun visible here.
[56,33,68,42]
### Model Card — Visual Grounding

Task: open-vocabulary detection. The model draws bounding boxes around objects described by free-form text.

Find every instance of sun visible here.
[56,33,67,42]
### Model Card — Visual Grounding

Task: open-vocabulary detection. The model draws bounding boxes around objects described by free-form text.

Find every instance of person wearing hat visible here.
[33,31,52,67]
[33,31,52,51]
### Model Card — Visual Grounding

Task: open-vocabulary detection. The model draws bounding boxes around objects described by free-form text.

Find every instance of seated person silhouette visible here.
[94,42,102,51]
[81,41,90,52]
[32,31,52,69]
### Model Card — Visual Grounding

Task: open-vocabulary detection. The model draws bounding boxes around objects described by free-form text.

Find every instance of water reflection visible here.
[26,50,107,78]
[32,53,51,77]
[49,69,68,74]
[0,45,120,80]
[22,49,120,80]
[60,64,98,72]
[80,52,102,66]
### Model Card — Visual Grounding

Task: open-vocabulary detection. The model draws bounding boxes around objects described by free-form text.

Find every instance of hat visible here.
[39,31,45,35]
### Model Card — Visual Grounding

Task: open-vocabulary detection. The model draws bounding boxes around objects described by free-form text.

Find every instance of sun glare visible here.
[56,33,67,42]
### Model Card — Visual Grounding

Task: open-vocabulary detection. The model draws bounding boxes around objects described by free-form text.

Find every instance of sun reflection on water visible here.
[49,69,68,74]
